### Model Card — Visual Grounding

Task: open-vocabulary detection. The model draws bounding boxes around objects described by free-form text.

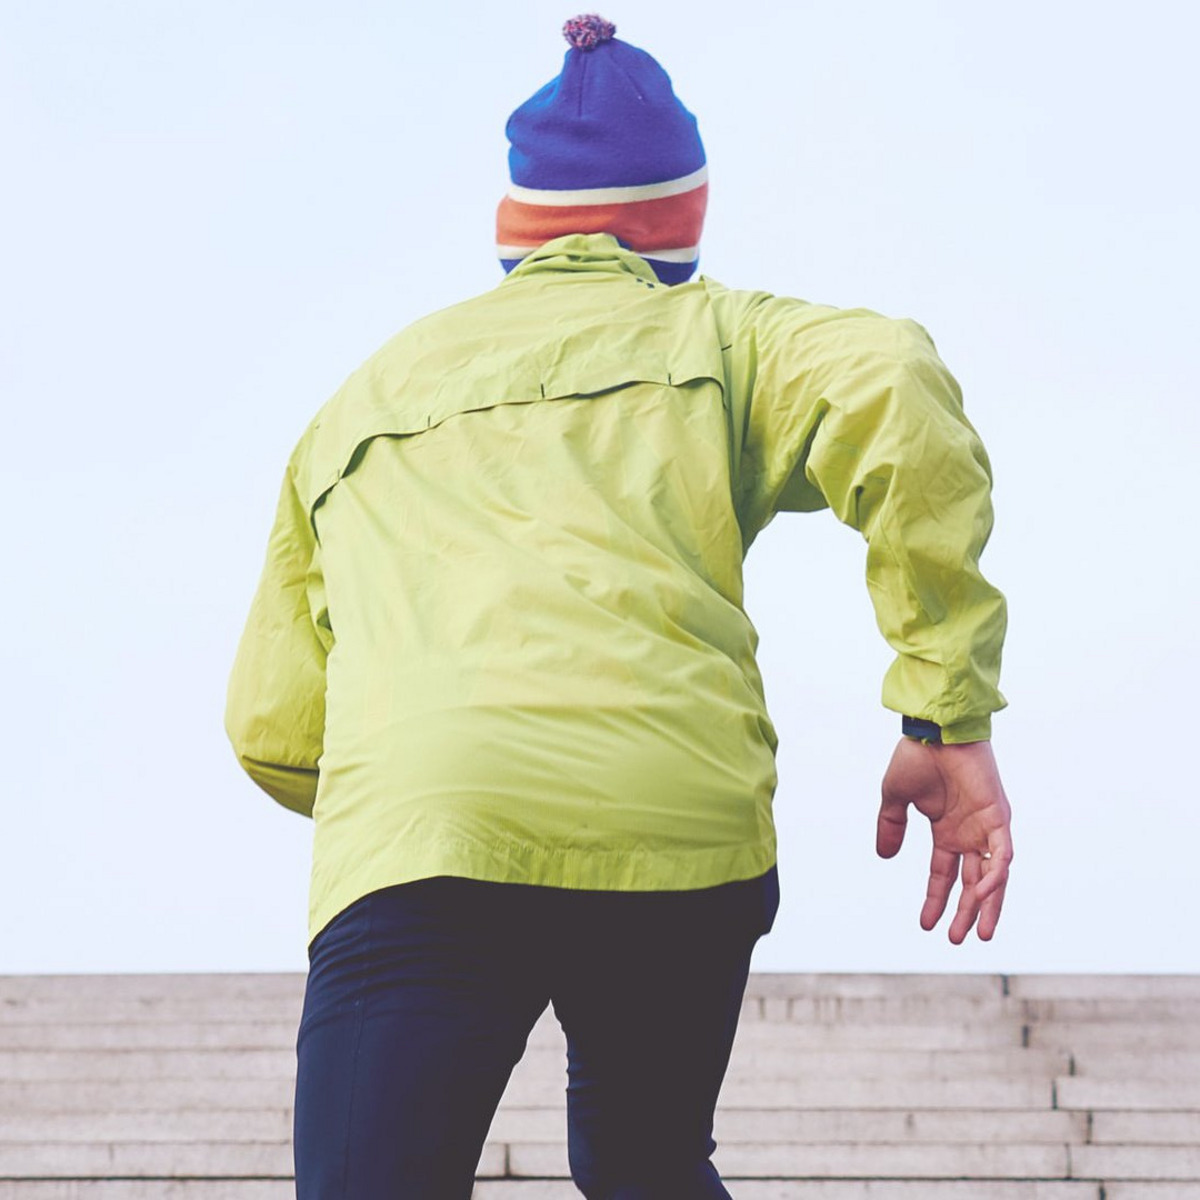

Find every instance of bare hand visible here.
[876,738,1013,943]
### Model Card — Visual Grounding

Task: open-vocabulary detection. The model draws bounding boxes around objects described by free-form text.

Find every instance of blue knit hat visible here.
[497,15,708,284]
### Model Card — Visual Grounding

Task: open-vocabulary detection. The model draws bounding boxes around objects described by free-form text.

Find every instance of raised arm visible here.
[708,281,1011,938]
[709,281,1006,742]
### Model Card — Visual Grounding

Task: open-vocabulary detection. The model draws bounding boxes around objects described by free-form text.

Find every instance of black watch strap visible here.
[902,715,943,744]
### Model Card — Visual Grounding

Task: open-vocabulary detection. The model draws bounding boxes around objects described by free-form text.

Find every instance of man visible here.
[226,14,1012,1198]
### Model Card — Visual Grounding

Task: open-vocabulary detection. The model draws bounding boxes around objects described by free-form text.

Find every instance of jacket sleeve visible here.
[706,281,1007,744]
[225,445,328,816]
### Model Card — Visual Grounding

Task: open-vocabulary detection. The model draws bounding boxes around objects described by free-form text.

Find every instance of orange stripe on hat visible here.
[496,183,708,256]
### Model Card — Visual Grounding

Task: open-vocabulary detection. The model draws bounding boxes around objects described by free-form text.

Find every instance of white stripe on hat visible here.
[637,245,702,263]
[506,165,708,208]
[497,242,700,262]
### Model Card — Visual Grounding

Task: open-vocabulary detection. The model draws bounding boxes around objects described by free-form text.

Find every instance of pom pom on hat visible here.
[562,14,616,50]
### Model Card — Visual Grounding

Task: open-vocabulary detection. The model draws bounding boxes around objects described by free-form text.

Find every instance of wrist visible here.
[902,715,942,744]
[902,714,993,745]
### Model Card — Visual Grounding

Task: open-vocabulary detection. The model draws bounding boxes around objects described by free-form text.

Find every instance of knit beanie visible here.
[497,15,707,285]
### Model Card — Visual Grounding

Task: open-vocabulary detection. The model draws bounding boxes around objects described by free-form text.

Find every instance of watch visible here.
[902,715,943,744]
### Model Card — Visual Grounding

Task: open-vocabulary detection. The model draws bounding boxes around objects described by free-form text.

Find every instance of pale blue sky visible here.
[2,0,1197,974]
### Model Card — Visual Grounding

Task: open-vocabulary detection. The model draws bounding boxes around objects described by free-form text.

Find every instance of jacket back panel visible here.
[301,254,779,938]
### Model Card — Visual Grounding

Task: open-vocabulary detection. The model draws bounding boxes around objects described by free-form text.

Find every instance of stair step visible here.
[0,1019,1030,1052]
[0,1045,1074,1085]
[0,1186,293,1199]
[0,1107,1089,1147]
[0,1184,1114,1200]
[1055,1077,1200,1111]
[471,1184,1102,1200]
[1069,1144,1200,1180]
[511,1140,1073,1179]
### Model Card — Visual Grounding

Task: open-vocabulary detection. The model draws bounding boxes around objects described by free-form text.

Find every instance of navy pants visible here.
[294,872,777,1199]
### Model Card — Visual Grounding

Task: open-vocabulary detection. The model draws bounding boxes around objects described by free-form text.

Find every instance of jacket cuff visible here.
[939,714,993,745]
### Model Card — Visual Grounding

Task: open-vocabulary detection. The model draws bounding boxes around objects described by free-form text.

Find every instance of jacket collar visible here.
[501,234,661,287]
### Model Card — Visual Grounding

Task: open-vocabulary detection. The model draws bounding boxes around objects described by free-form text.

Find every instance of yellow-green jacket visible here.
[226,234,1006,943]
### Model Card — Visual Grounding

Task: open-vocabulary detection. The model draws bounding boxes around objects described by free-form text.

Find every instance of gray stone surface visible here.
[472,1185,1099,1200]
[1029,1021,1200,1050]
[0,1000,300,1026]
[0,1142,292,1178]
[713,1076,1053,1109]
[743,974,1008,999]
[0,1188,294,1199]
[1070,1050,1200,1077]
[507,1140,1073,1179]
[709,1108,1090,1144]
[1104,1188,1200,1200]
[485,1107,1091,1147]
[0,1188,1102,1200]
[0,1022,298,1052]
[1006,975,1200,1000]
[1055,1076,1200,1110]
[754,995,1020,1024]
[0,1049,295,1082]
[506,1044,1069,1083]
[1070,1145,1200,1180]
[1089,1110,1200,1144]
[732,1018,1024,1048]
[0,1078,294,1111]
[0,1110,293,1142]
[2,973,1197,1194]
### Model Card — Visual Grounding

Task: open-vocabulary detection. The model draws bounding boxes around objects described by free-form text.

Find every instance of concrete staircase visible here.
[1,973,1198,1198]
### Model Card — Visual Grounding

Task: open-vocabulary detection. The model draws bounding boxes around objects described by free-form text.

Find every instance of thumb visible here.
[876,793,909,859]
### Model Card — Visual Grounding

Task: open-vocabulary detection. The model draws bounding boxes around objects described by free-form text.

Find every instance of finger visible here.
[948,851,983,945]
[876,796,909,859]
[974,824,1014,906]
[920,845,960,931]
[977,873,1008,940]
[976,841,1012,939]
[974,853,1011,905]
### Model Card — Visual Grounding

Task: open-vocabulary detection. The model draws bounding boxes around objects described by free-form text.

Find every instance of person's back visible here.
[226,16,1013,1198]
[297,240,779,934]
